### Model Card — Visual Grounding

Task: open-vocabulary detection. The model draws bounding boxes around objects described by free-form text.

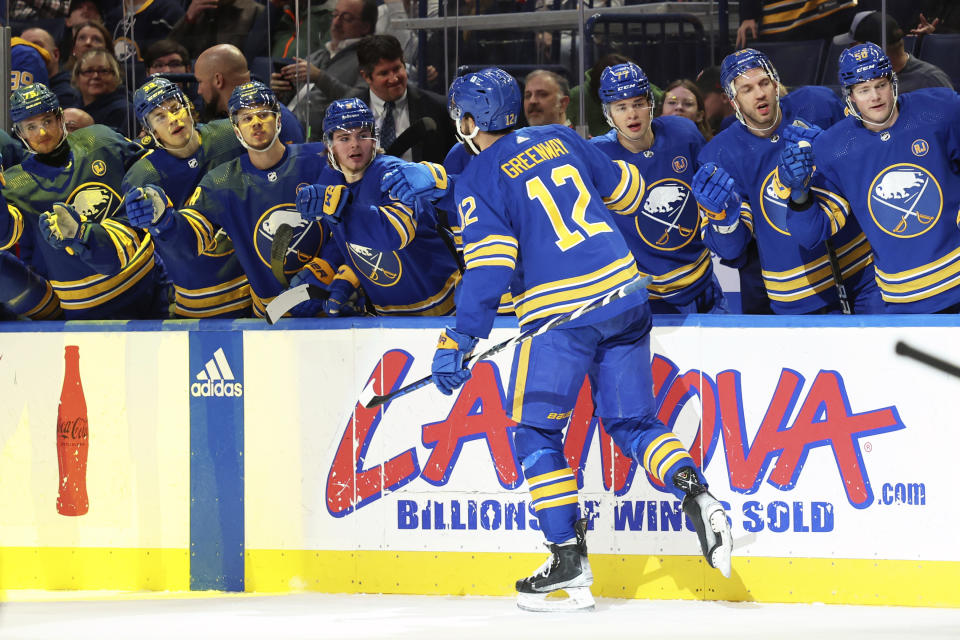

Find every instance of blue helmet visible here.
[323,98,376,139]
[447,67,520,132]
[598,62,650,104]
[10,83,60,124]
[838,43,894,88]
[228,80,279,119]
[134,77,185,126]
[719,48,779,99]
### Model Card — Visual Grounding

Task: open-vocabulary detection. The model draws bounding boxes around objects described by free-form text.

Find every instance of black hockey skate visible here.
[675,466,733,578]
[516,518,595,612]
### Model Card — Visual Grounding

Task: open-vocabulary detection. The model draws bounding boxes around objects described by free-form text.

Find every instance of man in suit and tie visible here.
[349,34,456,163]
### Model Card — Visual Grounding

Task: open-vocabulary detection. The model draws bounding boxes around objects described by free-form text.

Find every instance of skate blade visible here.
[517,587,596,612]
[708,508,733,579]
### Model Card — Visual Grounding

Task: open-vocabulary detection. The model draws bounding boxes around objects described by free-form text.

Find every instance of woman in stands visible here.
[72,48,134,138]
[660,78,713,140]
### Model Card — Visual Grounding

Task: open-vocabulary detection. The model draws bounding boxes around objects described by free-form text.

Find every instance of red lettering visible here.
[325,350,420,517]
[421,362,521,488]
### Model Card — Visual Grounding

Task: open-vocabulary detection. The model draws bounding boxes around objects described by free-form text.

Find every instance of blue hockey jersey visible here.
[123,120,250,318]
[698,86,873,314]
[454,124,647,338]
[170,143,338,317]
[0,125,165,319]
[590,116,715,306]
[0,250,61,319]
[315,154,460,315]
[802,88,960,312]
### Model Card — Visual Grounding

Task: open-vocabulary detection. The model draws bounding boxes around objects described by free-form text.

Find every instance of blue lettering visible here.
[451,500,467,530]
[421,502,432,530]
[793,501,809,532]
[742,501,763,532]
[468,500,478,529]
[505,501,526,530]
[481,500,501,530]
[812,502,834,532]
[614,501,644,531]
[398,499,419,529]
[767,501,790,532]
[434,501,446,529]
[583,500,600,530]
[661,501,683,531]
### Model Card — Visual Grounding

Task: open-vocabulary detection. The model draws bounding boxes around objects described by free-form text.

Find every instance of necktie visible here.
[381,101,396,151]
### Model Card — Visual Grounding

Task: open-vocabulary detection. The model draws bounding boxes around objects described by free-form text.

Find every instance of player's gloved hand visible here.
[322,277,360,317]
[39,203,86,253]
[777,142,815,201]
[124,185,173,234]
[782,123,823,147]
[381,162,448,205]
[431,327,478,395]
[692,162,741,228]
[297,183,351,224]
[285,268,327,317]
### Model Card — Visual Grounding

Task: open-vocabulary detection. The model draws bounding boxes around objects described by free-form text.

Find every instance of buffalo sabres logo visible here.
[671,156,688,173]
[347,243,402,286]
[759,169,793,236]
[911,139,929,157]
[295,182,310,195]
[868,163,942,238]
[91,160,106,176]
[254,204,324,272]
[67,183,120,222]
[636,178,696,250]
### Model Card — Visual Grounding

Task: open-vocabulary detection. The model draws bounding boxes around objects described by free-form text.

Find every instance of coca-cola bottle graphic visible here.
[56,345,89,516]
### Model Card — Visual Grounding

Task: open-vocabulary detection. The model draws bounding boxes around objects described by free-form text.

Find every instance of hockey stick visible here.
[264,283,330,325]
[359,275,652,409]
[823,236,852,314]
[270,223,294,287]
[895,341,960,379]
[385,117,437,158]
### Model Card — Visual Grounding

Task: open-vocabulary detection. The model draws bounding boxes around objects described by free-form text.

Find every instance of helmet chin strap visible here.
[150,113,199,152]
[455,117,482,155]
[733,90,782,135]
[17,112,69,155]
[846,80,899,128]
[326,130,379,175]
[233,111,282,153]
[603,103,654,142]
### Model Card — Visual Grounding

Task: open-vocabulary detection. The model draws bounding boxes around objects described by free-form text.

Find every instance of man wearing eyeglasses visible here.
[125,81,341,319]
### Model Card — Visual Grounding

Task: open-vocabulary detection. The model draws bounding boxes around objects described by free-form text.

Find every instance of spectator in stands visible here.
[270,0,376,133]
[660,79,712,140]
[347,34,455,163]
[144,39,191,77]
[194,44,306,144]
[10,0,70,20]
[10,37,50,91]
[65,21,114,72]
[104,0,183,64]
[834,10,954,91]
[20,27,81,108]
[263,0,332,60]
[72,48,135,138]
[65,1,102,32]
[523,69,571,127]
[737,0,857,48]
[695,66,736,134]
[63,107,95,132]
[168,0,265,60]
[567,53,665,137]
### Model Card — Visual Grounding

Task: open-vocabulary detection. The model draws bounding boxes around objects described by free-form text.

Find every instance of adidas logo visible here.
[190,347,243,398]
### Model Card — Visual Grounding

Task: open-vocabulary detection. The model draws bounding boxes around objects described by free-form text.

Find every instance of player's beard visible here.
[202,97,222,122]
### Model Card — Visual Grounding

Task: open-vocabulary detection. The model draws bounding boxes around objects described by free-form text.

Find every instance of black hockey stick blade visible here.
[385,117,437,158]
[265,283,329,325]
[359,276,651,409]
[270,223,294,287]
[894,341,960,379]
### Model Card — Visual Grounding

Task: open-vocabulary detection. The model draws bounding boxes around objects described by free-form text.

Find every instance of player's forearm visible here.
[785,195,832,249]
[701,219,750,261]
[454,267,514,339]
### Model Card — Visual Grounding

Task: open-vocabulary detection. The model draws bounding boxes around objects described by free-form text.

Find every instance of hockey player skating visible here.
[0,83,168,319]
[125,81,341,319]
[591,62,728,313]
[123,77,251,318]
[291,98,461,316]
[692,49,882,314]
[430,67,732,612]
[779,43,960,313]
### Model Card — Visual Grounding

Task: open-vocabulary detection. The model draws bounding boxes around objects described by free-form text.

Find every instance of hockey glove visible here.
[39,203,88,254]
[285,268,328,317]
[692,162,741,229]
[124,185,173,234]
[322,277,361,317]
[777,142,815,202]
[297,184,351,224]
[782,123,823,147]
[381,162,449,205]
[431,327,478,396]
